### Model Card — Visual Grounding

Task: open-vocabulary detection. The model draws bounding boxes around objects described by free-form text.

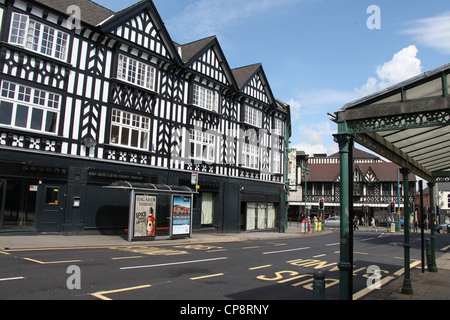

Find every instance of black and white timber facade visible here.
[0,0,291,235]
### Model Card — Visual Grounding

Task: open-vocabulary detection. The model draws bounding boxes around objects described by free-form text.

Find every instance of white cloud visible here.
[401,11,450,54]
[290,121,337,156]
[355,45,423,96]
[290,143,328,156]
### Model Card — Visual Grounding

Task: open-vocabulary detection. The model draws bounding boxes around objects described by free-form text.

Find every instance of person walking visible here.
[353,216,359,231]
[370,217,377,232]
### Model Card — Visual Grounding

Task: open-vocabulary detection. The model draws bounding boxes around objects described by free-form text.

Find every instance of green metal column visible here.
[427,182,438,272]
[334,127,352,300]
[401,168,413,295]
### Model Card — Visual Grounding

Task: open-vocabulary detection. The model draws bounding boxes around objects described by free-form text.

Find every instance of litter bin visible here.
[390,223,395,232]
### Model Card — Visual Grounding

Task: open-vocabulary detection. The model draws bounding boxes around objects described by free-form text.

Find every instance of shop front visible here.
[0,160,68,234]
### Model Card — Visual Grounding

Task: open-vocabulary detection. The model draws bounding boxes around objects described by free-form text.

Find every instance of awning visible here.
[332,62,450,182]
[104,181,197,195]
[330,62,449,299]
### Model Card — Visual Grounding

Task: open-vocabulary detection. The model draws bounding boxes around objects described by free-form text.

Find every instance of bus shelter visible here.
[331,63,450,299]
[104,181,197,241]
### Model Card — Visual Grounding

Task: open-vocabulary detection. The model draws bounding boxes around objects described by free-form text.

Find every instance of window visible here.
[9,13,69,61]
[192,84,219,112]
[117,54,156,91]
[244,105,262,128]
[273,118,283,136]
[382,182,391,196]
[367,183,377,196]
[243,143,259,169]
[324,183,333,196]
[0,81,59,133]
[45,187,59,205]
[447,194,450,209]
[272,151,281,173]
[110,109,150,150]
[190,130,215,162]
[315,182,323,195]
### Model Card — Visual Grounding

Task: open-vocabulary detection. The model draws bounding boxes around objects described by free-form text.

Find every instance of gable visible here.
[233,65,274,105]
[100,3,179,62]
[243,72,271,105]
[189,47,231,86]
[111,11,170,58]
[182,38,235,87]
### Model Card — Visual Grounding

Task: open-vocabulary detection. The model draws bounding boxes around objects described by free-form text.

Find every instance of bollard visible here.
[313,270,326,300]
[425,239,432,271]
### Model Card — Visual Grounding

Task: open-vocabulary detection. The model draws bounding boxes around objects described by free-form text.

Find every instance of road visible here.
[0,231,448,305]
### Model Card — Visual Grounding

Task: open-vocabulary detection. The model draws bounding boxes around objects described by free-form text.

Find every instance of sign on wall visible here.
[171,195,192,236]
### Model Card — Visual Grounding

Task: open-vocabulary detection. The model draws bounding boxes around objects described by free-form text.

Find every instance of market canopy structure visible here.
[331,62,449,299]
[333,63,450,182]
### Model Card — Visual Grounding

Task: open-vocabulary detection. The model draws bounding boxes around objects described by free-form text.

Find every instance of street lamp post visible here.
[302,166,310,234]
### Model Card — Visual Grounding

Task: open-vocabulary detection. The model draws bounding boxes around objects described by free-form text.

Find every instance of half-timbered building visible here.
[0,0,291,235]
[288,148,416,226]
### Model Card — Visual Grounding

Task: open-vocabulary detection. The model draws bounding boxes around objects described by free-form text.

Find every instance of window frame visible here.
[189,129,216,163]
[117,54,156,92]
[242,143,259,170]
[192,84,219,113]
[244,105,262,128]
[109,109,151,151]
[9,12,69,62]
[0,80,60,134]
[272,151,281,174]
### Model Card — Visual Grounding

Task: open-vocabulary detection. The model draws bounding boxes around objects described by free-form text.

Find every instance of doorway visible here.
[36,184,66,233]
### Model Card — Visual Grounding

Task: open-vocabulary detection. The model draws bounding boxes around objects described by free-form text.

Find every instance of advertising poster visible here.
[172,196,192,236]
[133,194,157,238]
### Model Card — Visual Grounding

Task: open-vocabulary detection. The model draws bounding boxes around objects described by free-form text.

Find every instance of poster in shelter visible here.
[133,194,157,238]
[172,196,192,235]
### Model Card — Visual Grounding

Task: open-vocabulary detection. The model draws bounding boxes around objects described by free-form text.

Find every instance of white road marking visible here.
[120,257,228,270]
[263,247,310,255]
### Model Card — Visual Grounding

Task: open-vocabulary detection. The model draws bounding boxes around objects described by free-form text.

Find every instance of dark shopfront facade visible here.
[0,149,286,236]
[0,0,290,237]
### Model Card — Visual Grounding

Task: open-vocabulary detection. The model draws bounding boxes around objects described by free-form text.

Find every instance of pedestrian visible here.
[353,216,359,231]
[370,217,377,232]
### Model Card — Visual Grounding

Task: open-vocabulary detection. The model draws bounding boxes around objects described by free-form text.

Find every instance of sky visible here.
[95,0,450,156]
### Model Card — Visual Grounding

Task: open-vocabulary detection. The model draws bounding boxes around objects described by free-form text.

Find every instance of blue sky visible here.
[95,0,450,156]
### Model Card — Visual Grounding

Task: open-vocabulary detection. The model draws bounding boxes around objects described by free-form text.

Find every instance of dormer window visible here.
[9,13,69,61]
[192,84,219,112]
[117,54,156,92]
[244,105,262,128]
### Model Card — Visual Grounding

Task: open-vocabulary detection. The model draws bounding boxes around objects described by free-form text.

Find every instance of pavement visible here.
[0,224,449,301]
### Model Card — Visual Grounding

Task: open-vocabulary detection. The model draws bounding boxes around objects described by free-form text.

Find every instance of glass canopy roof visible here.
[333,63,450,182]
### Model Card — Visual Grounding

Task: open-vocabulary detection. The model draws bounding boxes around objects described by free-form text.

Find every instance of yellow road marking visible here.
[353,260,422,300]
[111,256,143,260]
[190,273,224,280]
[249,265,272,270]
[91,285,152,300]
[24,258,81,264]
